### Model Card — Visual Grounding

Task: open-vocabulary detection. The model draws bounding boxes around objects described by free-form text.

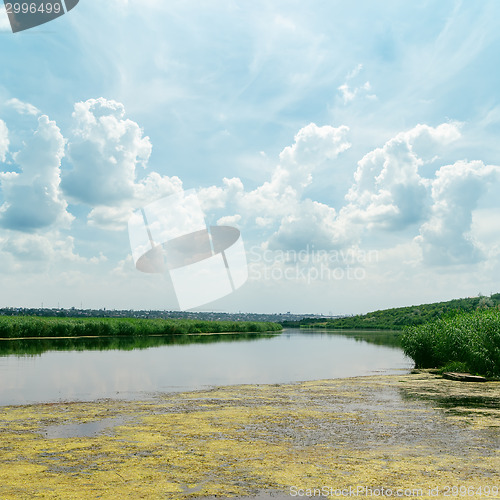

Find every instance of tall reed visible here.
[401,308,500,377]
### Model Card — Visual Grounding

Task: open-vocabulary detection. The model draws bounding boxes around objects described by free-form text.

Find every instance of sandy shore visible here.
[0,371,498,499]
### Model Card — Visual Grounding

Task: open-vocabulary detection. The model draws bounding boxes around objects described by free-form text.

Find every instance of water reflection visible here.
[0,329,412,406]
[0,331,276,357]
[306,329,403,349]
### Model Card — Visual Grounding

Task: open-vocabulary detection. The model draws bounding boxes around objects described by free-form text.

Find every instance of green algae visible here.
[0,373,498,499]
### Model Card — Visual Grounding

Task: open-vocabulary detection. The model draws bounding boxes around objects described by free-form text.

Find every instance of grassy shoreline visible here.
[0,315,282,339]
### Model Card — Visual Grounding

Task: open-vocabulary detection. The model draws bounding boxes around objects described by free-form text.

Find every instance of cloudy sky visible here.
[1,0,499,314]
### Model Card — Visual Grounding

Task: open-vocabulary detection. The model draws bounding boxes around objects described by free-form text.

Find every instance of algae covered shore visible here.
[0,372,498,499]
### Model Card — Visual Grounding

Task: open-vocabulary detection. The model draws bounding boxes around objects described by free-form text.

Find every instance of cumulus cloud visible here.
[87,171,184,230]
[62,98,153,205]
[197,123,351,221]
[0,104,103,270]
[133,171,183,205]
[62,98,183,229]
[341,123,462,231]
[267,199,340,250]
[229,120,498,266]
[2,233,78,262]
[0,232,100,274]
[0,119,8,162]
[243,123,350,216]
[197,123,352,250]
[343,134,428,230]
[0,115,72,232]
[2,97,495,276]
[402,122,462,162]
[217,214,241,227]
[416,160,500,265]
[279,123,351,173]
[198,177,245,212]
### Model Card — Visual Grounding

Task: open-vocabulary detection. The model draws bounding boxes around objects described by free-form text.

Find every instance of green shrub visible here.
[402,308,500,377]
[438,361,469,374]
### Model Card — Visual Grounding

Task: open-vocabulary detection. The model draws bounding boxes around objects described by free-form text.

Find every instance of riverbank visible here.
[0,316,282,339]
[0,371,498,499]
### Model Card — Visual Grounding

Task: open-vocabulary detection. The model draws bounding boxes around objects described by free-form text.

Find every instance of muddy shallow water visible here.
[0,371,498,499]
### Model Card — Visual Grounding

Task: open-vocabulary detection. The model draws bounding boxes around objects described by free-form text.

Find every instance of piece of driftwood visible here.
[442,372,487,382]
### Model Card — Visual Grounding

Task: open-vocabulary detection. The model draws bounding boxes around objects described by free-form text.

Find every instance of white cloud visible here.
[416,160,500,265]
[268,199,341,250]
[217,214,241,227]
[0,115,72,232]
[2,98,496,288]
[338,64,376,104]
[279,123,351,170]
[255,216,273,227]
[0,119,8,162]
[86,206,133,230]
[338,83,357,104]
[5,98,40,116]
[403,122,462,162]
[216,120,499,268]
[1,233,54,262]
[62,98,152,205]
[0,104,106,271]
[471,208,500,253]
[0,6,10,32]
[241,123,350,218]
[87,171,184,230]
[1,233,80,262]
[198,177,245,212]
[133,171,183,205]
[341,123,462,232]
[197,123,352,250]
[0,232,90,274]
[343,136,428,230]
[62,98,183,230]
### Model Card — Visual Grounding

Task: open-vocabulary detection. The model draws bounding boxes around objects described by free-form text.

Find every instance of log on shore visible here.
[442,372,487,382]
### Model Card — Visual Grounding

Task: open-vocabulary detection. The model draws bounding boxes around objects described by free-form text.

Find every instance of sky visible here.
[1,0,500,315]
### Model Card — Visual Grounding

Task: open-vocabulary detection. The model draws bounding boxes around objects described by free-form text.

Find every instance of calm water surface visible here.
[0,329,413,406]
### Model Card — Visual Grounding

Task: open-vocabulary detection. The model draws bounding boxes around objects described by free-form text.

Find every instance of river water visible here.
[0,329,413,406]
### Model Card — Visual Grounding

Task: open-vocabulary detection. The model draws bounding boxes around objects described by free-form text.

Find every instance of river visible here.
[0,328,413,406]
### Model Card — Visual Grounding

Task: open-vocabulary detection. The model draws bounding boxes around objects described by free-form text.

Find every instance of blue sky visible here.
[1,0,500,314]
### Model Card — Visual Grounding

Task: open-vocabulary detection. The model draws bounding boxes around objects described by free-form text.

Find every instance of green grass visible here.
[0,316,282,339]
[401,308,500,378]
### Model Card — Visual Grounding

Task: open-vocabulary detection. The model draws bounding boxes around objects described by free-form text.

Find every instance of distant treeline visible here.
[283,294,500,330]
[401,308,500,378]
[0,316,282,339]
[0,307,302,323]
